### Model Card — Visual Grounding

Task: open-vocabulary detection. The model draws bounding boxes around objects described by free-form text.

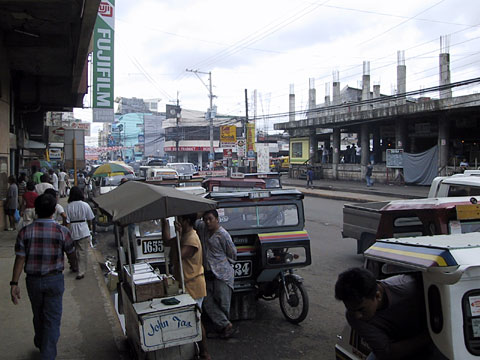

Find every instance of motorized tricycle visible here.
[206,188,311,324]
[336,202,480,359]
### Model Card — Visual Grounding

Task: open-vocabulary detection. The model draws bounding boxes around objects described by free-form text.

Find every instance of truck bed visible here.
[342,201,390,254]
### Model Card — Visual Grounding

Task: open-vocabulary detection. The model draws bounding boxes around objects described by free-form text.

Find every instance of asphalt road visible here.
[95,196,363,359]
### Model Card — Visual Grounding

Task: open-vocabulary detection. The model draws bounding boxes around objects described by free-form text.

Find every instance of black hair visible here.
[44,188,58,197]
[179,213,197,226]
[26,181,35,191]
[335,267,378,304]
[8,175,17,184]
[203,209,218,219]
[35,194,57,218]
[40,174,49,183]
[68,186,85,202]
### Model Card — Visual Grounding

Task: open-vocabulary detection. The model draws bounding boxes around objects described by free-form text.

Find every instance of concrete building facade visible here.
[275,44,480,183]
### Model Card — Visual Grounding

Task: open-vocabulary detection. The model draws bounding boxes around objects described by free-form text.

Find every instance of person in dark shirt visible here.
[306,168,314,189]
[335,267,432,360]
[10,193,77,359]
[5,175,18,231]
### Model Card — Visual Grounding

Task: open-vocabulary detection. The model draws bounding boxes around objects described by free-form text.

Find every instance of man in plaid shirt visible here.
[10,193,77,359]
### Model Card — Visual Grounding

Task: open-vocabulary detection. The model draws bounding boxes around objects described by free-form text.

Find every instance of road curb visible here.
[296,190,377,203]
[283,182,425,200]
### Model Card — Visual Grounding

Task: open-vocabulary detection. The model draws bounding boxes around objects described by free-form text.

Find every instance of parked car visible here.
[166,163,198,178]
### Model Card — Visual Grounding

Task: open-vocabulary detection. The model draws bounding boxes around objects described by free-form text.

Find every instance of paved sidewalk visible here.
[282,177,429,202]
[0,202,128,359]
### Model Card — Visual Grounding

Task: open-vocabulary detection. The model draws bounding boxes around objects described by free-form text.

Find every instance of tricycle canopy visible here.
[93,180,217,226]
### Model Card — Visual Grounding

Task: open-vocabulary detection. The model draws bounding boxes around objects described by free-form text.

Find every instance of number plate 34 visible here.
[232,260,252,278]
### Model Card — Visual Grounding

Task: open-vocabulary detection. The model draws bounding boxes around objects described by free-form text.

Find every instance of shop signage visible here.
[48,148,62,160]
[223,149,233,159]
[220,125,236,148]
[49,127,66,143]
[63,122,91,136]
[236,138,246,158]
[164,146,212,152]
[93,0,115,122]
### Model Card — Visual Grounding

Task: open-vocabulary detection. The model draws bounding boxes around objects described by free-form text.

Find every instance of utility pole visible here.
[176,91,180,162]
[244,89,249,169]
[186,69,215,168]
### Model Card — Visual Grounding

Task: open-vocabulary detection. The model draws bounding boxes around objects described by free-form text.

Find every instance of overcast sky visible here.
[80,0,480,145]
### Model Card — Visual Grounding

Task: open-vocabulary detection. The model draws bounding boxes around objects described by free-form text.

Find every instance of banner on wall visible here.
[92,0,115,122]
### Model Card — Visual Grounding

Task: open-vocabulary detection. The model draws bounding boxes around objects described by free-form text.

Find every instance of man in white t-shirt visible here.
[66,186,95,280]
[44,188,67,225]
[49,169,59,191]
[35,174,54,195]
[58,170,68,197]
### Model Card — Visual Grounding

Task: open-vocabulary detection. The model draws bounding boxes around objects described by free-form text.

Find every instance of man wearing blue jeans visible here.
[10,193,77,359]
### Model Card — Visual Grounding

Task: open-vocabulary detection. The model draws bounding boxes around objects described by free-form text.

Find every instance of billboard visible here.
[220,125,236,148]
[92,1,115,122]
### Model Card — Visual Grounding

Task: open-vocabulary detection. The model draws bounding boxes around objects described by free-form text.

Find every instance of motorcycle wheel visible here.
[279,277,309,324]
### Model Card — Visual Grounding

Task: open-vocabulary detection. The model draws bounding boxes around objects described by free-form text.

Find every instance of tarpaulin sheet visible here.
[403,146,438,185]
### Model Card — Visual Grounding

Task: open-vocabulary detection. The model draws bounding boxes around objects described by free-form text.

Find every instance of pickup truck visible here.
[343,172,480,253]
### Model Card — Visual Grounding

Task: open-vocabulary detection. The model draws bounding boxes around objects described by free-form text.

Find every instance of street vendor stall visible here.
[94,181,216,359]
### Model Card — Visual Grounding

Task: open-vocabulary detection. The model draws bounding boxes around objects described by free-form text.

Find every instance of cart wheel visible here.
[279,277,309,324]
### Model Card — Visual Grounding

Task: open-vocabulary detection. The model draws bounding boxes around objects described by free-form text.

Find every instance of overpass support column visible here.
[438,116,449,176]
[395,119,407,150]
[309,132,318,165]
[372,126,380,164]
[332,128,340,179]
[360,124,370,178]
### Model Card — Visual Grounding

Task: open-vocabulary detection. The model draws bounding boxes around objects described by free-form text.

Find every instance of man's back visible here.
[16,219,74,275]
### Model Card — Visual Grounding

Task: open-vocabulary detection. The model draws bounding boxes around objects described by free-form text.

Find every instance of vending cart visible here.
[94,181,217,359]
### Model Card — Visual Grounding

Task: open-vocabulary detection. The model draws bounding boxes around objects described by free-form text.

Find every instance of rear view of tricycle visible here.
[206,189,312,324]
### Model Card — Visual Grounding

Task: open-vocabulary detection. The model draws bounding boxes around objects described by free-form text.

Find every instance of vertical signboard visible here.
[256,143,270,173]
[93,1,115,122]
[246,123,256,152]
[64,130,86,169]
[236,138,246,158]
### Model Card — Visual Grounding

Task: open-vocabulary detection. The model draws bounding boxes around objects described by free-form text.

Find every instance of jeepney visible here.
[202,176,266,192]
[336,201,480,359]
[206,189,311,323]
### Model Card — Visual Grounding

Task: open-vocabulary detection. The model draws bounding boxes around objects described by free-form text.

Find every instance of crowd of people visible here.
[8,165,237,359]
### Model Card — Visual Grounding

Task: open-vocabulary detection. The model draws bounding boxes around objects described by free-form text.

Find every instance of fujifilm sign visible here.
[93,1,115,123]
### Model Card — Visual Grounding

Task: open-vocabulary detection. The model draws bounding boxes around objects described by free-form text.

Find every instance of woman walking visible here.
[21,181,38,226]
[66,186,94,279]
[4,175,18,231]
